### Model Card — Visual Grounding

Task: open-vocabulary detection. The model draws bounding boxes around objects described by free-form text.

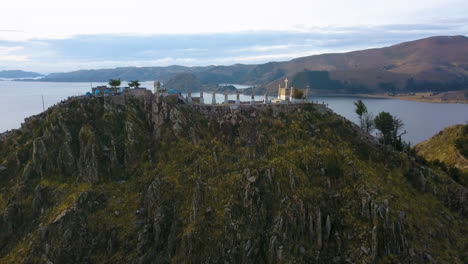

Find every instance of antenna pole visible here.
[42,94,45,111]
[41,85,45,111]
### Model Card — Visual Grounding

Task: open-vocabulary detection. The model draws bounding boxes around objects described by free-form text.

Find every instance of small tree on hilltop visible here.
[374,112,394,144]
[374,111,406,150]
[354,99,367,129]
[109,79,121,88]
[128,80,141,88]
[362,112,374,133]
[293,89,304,99]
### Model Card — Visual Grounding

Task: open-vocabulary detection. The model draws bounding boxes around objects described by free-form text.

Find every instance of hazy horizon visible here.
[1,0,468,73]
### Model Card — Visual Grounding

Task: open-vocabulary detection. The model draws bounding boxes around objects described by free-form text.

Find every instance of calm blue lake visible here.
[313,96,468,144]
[0,81,467,144]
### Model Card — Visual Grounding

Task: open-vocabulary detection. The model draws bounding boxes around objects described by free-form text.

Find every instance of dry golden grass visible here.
[416,125,468,171]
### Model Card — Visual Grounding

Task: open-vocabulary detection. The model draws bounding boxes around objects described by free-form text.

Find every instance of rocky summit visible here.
[0,93,467,264]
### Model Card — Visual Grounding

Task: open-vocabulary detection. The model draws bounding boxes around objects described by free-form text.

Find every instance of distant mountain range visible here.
[0,70,44,79]
[41,65,205,83]
[21,36,468,94]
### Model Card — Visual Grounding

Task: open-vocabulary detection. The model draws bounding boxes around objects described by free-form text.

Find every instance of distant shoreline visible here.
[358,92,468,104]
[3,79,467,105]
[307,91,468,104]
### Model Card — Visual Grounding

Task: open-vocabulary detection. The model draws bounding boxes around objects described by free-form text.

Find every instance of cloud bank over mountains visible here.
[0,0,467,73]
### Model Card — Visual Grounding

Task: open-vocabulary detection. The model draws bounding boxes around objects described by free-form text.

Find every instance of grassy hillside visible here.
[0,94,467,263]
[416,125,468,170]
[416,124,468,186]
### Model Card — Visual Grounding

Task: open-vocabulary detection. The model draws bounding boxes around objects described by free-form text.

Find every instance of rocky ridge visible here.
[0,93,467,263]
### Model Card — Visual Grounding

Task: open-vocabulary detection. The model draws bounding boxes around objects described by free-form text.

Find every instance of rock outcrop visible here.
[0,94,467,263]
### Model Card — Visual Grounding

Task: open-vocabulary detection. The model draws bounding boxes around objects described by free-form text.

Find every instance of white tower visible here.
[153,80,160,93]
[224,93,228,104]
[200,91,204,104]
[277,83,282,100]
[290,86,295,103]
[187,92,192,104]
[211,92,216,105]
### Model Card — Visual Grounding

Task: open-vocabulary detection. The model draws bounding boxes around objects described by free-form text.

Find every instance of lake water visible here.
[0,81,467,144]
[313,96,468,144]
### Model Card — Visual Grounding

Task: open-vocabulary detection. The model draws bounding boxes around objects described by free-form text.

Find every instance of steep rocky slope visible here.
[0,94,467,263]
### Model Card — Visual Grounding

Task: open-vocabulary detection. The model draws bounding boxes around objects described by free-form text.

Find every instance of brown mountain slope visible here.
[255,36,468,93]
[42,36,468,94]
[286,36,468,77]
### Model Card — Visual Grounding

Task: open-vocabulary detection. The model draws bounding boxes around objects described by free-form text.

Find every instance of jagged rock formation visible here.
[0,93,467,263]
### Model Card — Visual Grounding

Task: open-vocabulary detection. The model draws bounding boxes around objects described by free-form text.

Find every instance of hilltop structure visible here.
[91,86,120,96]
[153,80,162,93]
[272,78,309,103]
[277,78,291,101]
[89,79,314,106]
[90,85,151,97]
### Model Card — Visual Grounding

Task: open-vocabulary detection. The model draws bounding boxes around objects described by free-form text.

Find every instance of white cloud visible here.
[0,0,466,41]
[8,57,201,73]
[235,45,291,52]
[218,47,370,64]
[0,46,28,62]
[0,11,467,73]
[14,46,373,72]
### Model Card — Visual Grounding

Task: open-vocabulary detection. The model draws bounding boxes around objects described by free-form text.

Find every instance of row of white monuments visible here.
[186,92,260,105]
[183,91,310,105]
[184,91,299,105]
[154,80,309,105]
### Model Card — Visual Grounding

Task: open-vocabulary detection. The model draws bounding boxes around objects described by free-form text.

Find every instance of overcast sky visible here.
[1,0,467,73]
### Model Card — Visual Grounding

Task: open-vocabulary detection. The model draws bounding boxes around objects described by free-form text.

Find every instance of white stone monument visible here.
[211,92,216,105]
[290,86,295,104]
[187,92,192,104]
[153,80,161,93]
